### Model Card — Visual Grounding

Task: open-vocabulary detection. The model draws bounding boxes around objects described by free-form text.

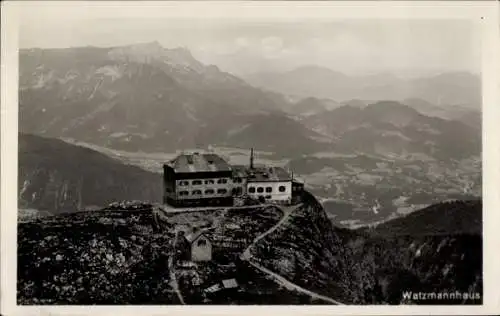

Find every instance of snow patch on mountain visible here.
[379,130,411,141]
[108,42,206,74]
[227,124,251,137]
[96,65,124,82]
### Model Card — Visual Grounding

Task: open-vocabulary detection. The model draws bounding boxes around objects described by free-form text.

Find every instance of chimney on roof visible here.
[250,148,254,169]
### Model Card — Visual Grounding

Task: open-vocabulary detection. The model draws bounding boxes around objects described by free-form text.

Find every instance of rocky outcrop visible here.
[17,192,482,305]
[248,191,362,303]
[17,207,178,304]
[247,193,482,305]
[345,232,482,304]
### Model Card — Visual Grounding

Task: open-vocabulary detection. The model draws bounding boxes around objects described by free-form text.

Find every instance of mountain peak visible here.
[107,42,206,72]
[365,100,417,113]
[108,41,166,63]
[164,46,200,67]
[168,46,192,55]
[128,40,164,50]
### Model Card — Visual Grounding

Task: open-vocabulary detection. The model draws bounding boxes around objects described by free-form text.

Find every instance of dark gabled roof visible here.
[231,164,249,178]
[185,230,211,244]
[231,165,293,182]
[247,166,292,182]
[166,153,232,173]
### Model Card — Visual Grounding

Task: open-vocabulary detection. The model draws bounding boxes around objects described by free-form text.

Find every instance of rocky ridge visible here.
[17,193,482,305]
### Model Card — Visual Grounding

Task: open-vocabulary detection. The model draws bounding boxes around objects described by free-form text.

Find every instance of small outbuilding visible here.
[203,278,239,295]
[184,231,213,262]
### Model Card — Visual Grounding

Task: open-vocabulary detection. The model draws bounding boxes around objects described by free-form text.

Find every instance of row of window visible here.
[178,188,229,196]
[248,186,287,194]
[171,185,289,195]
[167,186,290,196]
[178,179,229,186]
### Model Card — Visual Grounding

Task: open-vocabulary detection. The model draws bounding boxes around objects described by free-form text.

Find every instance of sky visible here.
[18,9,482,77]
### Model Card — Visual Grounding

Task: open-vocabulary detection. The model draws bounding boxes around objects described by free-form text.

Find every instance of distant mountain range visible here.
[19,42,316,154]
[244,65,481,109]
[289,97,481,129]
[19,42,480,159]
[301,101,480,160]
[287,97,341,117]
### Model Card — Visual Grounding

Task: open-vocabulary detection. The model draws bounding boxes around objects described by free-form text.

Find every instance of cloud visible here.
[235,37,250,48]
[18,16,481,76]
[261,36,284,54]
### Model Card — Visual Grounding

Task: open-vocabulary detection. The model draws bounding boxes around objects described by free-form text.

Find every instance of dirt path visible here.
[241,203,302,260]
[247,260,344,305]
[240,202,344,305]
[169,231,185,305]
[160,203,265,214]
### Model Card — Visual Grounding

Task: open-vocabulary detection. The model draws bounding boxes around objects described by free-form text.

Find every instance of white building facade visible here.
[246,180,292,203]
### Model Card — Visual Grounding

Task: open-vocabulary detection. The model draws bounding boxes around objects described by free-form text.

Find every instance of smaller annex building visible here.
[246,166,293,204]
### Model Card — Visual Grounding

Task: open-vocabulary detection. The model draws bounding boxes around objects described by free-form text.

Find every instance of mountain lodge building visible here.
[163,152,234,207]
[163,148,303,208]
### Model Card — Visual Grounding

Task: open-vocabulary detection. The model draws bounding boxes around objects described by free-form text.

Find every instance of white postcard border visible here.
[2,1,499,315]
